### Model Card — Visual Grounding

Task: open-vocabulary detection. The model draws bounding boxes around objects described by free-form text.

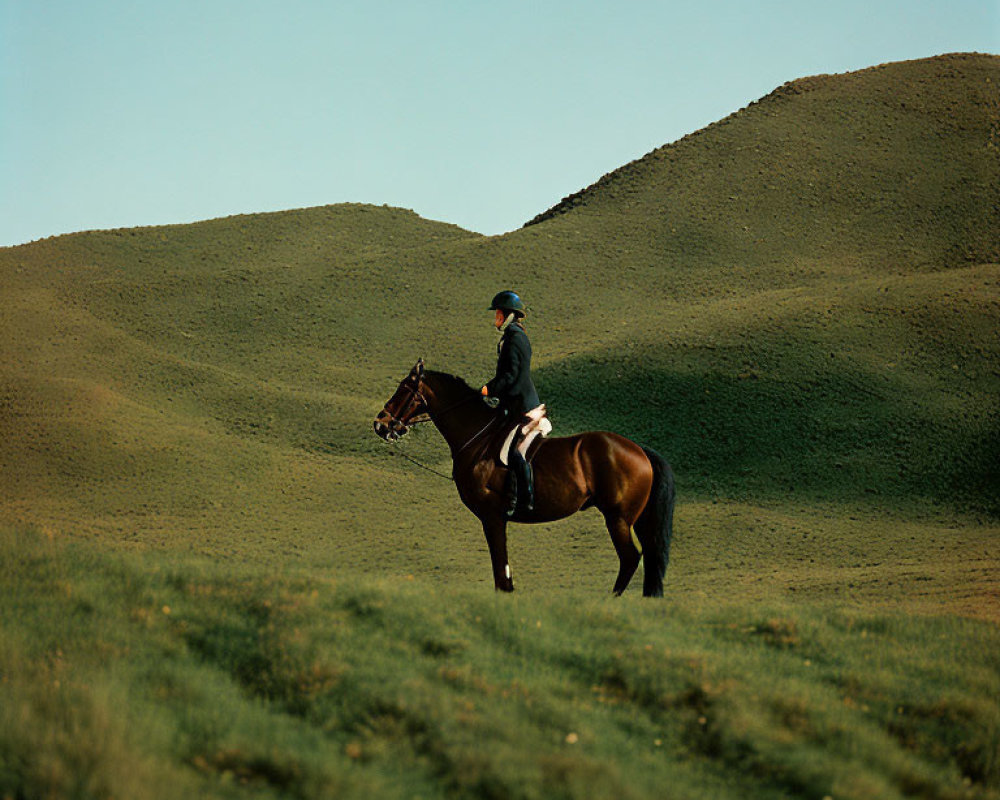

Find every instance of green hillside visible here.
[1,53,999,799]
[527,52,999,273]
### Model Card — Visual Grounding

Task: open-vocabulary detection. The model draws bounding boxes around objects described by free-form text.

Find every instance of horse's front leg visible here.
[481,516,514,592]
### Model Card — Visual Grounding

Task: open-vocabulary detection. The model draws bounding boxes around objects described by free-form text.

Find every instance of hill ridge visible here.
[1,201,480,253]
[523,52,1000,238]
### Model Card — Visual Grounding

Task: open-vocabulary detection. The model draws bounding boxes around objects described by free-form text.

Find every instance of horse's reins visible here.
[391,449,454,480]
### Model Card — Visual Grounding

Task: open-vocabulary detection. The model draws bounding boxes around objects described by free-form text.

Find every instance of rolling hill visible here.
[2,53,996,534]
[1,52,998,800]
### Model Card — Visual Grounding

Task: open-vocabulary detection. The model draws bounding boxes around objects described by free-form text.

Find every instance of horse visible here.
[373,359,675,596]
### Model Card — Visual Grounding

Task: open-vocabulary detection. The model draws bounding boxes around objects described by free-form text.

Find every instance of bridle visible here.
[392,373,432,430]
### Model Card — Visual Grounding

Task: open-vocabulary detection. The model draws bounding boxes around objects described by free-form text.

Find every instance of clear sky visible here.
[2,1,997,247]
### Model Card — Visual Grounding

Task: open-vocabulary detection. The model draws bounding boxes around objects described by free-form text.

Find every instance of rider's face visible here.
[494,309,506,329]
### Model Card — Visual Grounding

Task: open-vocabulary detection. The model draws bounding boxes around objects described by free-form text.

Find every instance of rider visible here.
[480,290,544,517]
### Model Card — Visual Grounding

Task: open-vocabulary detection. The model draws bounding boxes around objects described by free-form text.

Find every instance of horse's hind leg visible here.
[606,514,640,596]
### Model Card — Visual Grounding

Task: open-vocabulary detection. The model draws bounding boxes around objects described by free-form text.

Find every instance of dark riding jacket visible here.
[486,321,540,415]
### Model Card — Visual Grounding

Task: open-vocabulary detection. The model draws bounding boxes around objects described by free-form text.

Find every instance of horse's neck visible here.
[424,377,496,455]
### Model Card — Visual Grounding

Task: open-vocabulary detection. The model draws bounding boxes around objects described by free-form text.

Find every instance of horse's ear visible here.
[415,358,425,375]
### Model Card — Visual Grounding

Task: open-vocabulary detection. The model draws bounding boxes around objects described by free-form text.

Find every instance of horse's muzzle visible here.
[373,412,408,442]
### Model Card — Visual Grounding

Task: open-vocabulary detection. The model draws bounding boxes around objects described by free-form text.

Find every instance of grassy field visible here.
[2,53,999,798]
[3,527,998,800]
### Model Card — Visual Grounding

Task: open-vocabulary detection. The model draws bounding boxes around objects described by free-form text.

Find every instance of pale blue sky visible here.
[2,1,997,247]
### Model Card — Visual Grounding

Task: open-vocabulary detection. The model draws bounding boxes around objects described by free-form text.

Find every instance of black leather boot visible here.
[509,450,534,516]
[504,466,518,518]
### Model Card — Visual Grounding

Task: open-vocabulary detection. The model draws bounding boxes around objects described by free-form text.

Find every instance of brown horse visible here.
[373,359,675,596]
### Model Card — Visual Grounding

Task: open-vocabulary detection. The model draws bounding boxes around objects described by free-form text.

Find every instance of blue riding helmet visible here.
[488,290,527,317]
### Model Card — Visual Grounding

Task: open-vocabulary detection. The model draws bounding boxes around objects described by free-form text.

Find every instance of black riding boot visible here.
[504,467,518,519]
[508,450,534,517]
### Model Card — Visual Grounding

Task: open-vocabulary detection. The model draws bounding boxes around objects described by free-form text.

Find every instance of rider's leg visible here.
[509,448,534,515]
[504,428,520,518]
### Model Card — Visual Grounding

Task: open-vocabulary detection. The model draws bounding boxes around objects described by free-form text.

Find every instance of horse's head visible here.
[373,359,432,442]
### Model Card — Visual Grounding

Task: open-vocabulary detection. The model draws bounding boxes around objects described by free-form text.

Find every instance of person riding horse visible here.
[374,354,676,596]
[479,290,548,518]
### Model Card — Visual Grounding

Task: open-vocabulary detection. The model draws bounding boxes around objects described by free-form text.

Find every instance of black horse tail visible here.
[635,446,675,598]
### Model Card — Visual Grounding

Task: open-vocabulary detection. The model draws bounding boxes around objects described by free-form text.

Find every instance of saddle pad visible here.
[499,417,553,466]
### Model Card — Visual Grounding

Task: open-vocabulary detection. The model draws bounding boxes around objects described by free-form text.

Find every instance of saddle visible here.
[498,405,552,466]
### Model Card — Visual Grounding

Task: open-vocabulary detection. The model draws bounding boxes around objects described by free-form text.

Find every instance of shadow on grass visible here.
[536,348,998,516]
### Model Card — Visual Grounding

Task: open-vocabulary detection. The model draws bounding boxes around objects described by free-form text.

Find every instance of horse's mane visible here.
[424,370,479,397]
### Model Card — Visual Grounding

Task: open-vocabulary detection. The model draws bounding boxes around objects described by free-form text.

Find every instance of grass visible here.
[536,265,1000,514]
[1,53,999,798]
[2,526,998,800]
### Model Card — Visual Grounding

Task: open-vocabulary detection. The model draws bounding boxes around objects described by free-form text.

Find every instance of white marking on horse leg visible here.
[505,564,511,580]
